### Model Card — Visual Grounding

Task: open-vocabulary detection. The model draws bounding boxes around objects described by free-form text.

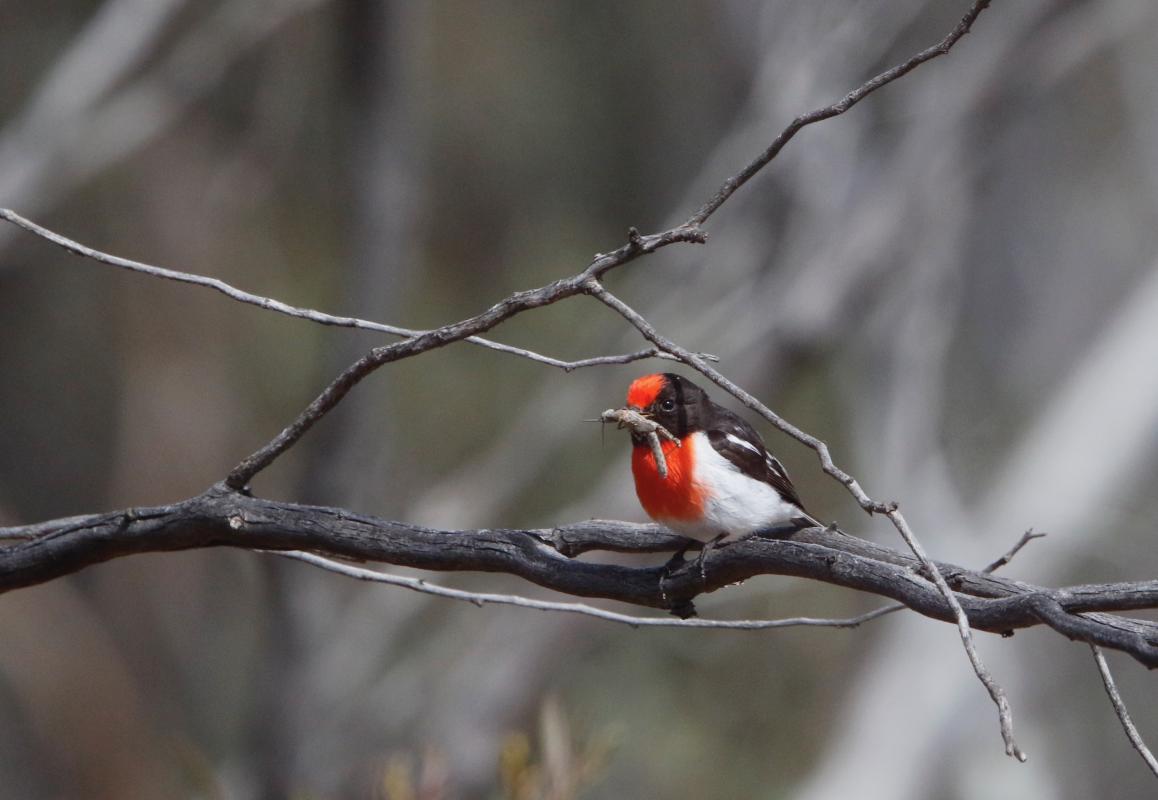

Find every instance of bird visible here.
[619,372,812,573]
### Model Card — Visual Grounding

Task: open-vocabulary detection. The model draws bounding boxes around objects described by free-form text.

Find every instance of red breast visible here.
[631,434,705,522]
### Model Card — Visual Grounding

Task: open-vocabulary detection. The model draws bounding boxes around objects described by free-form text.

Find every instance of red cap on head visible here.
[627,373,666,409]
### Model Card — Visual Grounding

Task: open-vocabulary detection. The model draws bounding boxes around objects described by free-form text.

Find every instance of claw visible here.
[695,533,728,585]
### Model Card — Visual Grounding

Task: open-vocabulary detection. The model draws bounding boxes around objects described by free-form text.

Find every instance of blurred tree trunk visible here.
[253,1,425,796]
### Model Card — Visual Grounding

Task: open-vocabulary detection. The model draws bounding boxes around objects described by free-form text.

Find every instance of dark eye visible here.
[660,399,676,412]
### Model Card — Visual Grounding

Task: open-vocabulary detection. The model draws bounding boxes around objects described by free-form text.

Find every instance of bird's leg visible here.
[664,538,693,570]
[659,538,695,604]
[695,533,728,584]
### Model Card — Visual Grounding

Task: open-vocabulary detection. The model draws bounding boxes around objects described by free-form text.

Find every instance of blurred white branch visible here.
[5,0,186,131]
[0,0,328,256]
[795,2,1158,788]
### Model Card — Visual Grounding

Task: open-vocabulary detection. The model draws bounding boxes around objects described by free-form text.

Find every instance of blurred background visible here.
[2,0,1157,797]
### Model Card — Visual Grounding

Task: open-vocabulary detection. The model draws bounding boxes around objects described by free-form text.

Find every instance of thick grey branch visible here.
[2,488,1156,669]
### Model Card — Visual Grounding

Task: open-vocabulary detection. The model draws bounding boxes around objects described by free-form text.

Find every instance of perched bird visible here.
[620,373,812,567]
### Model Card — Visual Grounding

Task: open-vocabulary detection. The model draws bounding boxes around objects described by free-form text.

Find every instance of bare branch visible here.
[2,489,1157,669]
[688,0,992,225]
[277,522,1046,635]
[849,526,1049,626]
[1091,645,1158,779]
[0,208,666,374]
[886,508,1025,761]
[221,224,710,489]
[274,551,901,631]
[983,529,1048,575]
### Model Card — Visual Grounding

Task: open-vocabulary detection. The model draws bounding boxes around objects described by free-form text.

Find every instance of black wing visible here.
[706,410,807,512]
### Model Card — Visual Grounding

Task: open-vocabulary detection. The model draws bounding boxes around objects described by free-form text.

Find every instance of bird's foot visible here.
[659,539,694,603]
[694,533,728,585]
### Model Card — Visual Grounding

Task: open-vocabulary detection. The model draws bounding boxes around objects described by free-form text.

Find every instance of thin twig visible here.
[222,225,708,488]
[274,550,901,631]
[1091,644,1158,779]
[983,529,1047,575]
[278,523,1044,643]
[0,208,668,374]
[856,526,1048,623]
[689,0,992,226]
[885,509,1026,761]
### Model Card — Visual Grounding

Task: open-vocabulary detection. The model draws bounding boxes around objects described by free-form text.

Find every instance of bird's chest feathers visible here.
[631,434,704,521]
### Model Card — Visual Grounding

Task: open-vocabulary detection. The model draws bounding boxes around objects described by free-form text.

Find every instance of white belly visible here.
[660,432,801,542]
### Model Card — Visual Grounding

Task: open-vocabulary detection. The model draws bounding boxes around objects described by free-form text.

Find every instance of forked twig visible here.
[983,529,1047,575]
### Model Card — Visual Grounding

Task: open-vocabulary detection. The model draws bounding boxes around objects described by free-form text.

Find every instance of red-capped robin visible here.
[620,372,813,574]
